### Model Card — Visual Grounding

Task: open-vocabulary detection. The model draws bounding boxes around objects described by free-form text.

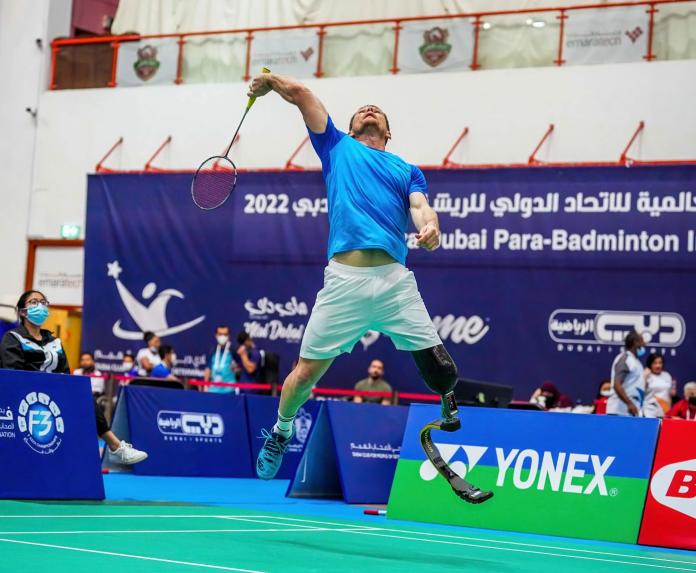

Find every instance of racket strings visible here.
[192,156,237,210]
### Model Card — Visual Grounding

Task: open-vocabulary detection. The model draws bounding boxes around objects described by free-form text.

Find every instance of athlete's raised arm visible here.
[410,191,441,251]
[247,73,328,134]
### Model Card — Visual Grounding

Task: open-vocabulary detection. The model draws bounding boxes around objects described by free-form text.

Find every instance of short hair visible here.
[684,381,696,394]
[624,330,642,349]
[143,331,156,343]
[646,353,664,369]
[349,106,391,134]
[159,344,174,359]
[216,325,230,332]
[237,331,250,345]
[80,351,94,359]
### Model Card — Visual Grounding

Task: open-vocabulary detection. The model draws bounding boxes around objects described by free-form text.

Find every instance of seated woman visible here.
[0,290,147,465]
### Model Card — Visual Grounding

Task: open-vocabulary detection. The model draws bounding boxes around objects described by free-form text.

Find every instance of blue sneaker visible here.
[256,428,293,480]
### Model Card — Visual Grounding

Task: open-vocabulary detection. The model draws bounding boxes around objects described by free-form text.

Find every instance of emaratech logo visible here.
[419,444,616,496]
[419,444,487,480]
[650,458,696,520]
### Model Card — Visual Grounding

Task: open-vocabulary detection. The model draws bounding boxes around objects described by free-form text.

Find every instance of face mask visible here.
[636,347,647,357]
[26,304,49,326]
[123,362,133,370]
[689,396,696,406]
[600,390,612,397]
[149,346,158,352]
[216,335,229,346]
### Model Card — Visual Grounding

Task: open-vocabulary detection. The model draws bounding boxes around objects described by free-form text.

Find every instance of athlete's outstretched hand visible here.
[248,74,273,98]
[416,223,440,251]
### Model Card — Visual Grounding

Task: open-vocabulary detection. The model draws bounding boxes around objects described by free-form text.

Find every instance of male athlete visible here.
[248,73,491,503]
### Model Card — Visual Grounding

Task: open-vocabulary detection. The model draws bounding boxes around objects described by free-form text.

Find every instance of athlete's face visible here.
[349,105,391,142]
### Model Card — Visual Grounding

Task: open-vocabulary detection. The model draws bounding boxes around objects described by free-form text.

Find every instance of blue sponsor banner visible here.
[245,395,320,479]
[121,385,253,477]
[83,167,696,402]
[287,401,407,503]
[0,370,104,499]
[400,404,659,480]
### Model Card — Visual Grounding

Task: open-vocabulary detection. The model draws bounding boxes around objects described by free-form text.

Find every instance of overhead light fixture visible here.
[525,18,533,25]
[531,19,546,28]
[482,21,492,30]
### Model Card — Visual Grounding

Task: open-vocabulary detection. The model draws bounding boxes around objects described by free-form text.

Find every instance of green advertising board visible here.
[388,405,659,543]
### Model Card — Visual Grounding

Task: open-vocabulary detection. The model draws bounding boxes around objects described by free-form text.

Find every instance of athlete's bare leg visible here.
[278,357,334,419]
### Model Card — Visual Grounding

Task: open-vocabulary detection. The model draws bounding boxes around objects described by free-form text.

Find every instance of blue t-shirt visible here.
[150,363,171,378]
[308,116,427,265]
[206,344,237,393]
[235,347,262,383]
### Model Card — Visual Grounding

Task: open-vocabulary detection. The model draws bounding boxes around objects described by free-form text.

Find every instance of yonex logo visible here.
[419,444,488,480]
[651,458,696,520]
[549,309,685,349]
[157,410,224,441]
[419,444,615,496]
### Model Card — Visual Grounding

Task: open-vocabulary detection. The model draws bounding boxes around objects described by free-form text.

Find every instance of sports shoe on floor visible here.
[256,428,292,480]
[110,441,148,465]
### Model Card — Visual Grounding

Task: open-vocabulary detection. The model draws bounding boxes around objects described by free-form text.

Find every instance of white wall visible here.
[29,59,696,238]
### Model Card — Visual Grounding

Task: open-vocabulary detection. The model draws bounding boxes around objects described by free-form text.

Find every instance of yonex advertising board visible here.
[639,419,696,550]
[388,404,659,543]
[119,385,253,477]
[0,370,104,499]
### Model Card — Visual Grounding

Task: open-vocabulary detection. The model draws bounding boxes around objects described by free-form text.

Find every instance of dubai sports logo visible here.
[419,27,452,67]
[107,260,205,340]
[16,392,64,454]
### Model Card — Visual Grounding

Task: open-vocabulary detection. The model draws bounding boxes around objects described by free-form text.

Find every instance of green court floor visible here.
[0,500,694,573]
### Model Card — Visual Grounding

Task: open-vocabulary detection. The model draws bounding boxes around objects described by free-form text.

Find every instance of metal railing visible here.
[49,0,695,89]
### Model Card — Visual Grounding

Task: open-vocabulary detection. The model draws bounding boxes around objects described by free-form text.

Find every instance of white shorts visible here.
[300,260,442,360]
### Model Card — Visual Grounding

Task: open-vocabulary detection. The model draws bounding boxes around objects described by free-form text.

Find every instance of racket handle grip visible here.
[247,67,272,109]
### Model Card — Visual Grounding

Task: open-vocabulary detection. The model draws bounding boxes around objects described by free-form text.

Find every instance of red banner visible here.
[639,419,696,550]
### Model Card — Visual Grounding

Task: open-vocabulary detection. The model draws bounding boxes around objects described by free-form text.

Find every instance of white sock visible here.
[273,411,295,438]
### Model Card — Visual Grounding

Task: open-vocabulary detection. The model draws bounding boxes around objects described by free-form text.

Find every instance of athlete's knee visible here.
[292,358,328,389]
[411,344,458,396]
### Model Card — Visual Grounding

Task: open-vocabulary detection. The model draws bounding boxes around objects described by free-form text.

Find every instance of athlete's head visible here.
[349,104,391,145]
[646,352,664,375]
[367,359,384,380]
[237,330,255,348]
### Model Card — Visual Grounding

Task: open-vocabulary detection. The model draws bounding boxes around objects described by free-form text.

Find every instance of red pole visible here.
[645,3,658,61]
[285,136,310,170]
[390,21,402,74]
[243,31,254,81]
[95,137,124,172]
[107,41,120,87]
[175,35,185,84]
[620,121,645,164]
[442,127,470,167]
[554,9,567,65]
[528,124,555,164]
[144,136,172,171]
[49,43,59,90]
[471,15,482,70]
[315,26,326,78]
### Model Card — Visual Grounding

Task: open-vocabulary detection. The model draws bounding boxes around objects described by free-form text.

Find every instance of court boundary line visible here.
[0,527,375,535]
[0,537,266,573]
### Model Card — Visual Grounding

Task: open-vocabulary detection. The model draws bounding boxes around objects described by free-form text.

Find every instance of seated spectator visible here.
[136,331,161,376]
[73,351,105,395]
[0,290,147,464]
[204,325,239,393]
[150,344,179,380]
[121,352,138,377]
[592,379,612,414]
[530,382,573,410]
[235,331,262,383]
[354,359,392,405]
[667,382,696,421]
[643,353,673,418]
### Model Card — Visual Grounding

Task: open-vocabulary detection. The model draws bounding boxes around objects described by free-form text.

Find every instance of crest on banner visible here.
[419,27,452,67]
[133,45,161,81]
